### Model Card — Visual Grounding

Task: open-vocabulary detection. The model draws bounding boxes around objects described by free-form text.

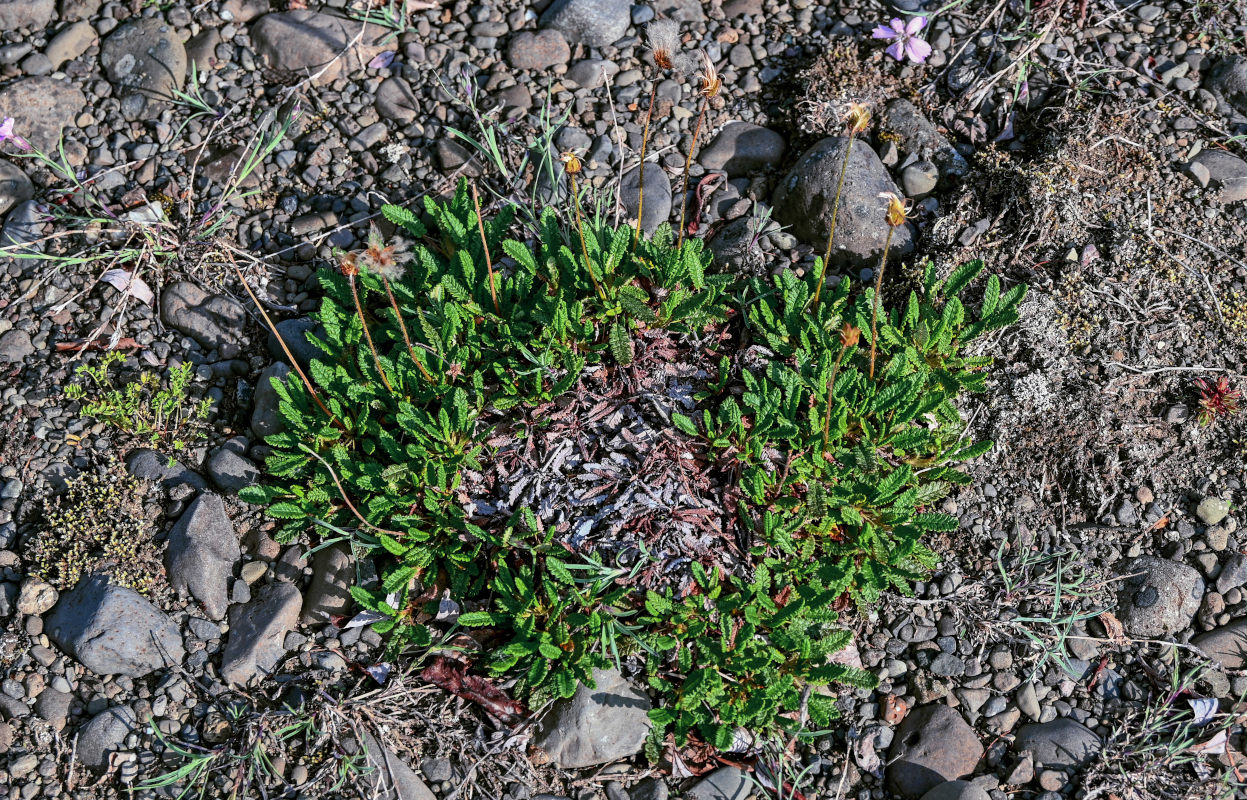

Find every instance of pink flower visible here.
[0,117,29,151]
[872,16,932,64]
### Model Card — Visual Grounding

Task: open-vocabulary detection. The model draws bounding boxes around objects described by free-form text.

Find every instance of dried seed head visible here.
[879,192,911,227]
[839,323,861,348]
[646,19,682,72]
[560,151,582,175]
[696,51,722,98]
[338,250,360,278]
[845,102,871,136]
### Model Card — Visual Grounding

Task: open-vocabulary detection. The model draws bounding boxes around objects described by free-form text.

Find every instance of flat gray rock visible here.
[165,492,241,620]
[1193,617,1247,671]
[887,704,984,798]
[0,160,32,216]
[47,574,184,677]
[532,668,652,769]
[699,122,786,177]
[300,542,353,625]
[100,18,187,106]
[1189,150,1247,203]
[772,136,915,268]
[0,77,87,152]
[539,0,630,47]
[619,163,671,237]
[684,767,751,800]
[220,581,302,685]
[206,447,259,494]
[919,781,991,800]
[161,281,247,353]
[1014,718,1102,770]
[75,706,137,771]
[361,731,438,800]
[0,0,54,32]
[125,448,206,492]
[251,11,388,85]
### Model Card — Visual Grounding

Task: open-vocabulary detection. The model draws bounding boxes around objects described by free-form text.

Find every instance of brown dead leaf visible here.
[1097,610,1129,646]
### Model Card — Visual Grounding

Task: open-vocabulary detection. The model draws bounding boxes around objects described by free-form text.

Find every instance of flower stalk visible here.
[822,324,860,449]
[677,51,721,251]
[470,184,502,315]
[562,152,606,302]
[635,20,683,249]
[342,252,396,394]
[870,193,911,380]
[812,103,871,311]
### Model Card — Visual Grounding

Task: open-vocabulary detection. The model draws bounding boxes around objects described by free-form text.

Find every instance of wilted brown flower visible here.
[338,250,360,277]
[560,151,582,174]
[845,102,870,136]
[839,323,861,348]
[879,192,911,227]
[696,51,721,98]
[362,226,409,281]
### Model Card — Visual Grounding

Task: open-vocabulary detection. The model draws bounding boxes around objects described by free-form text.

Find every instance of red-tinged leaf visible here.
[420,655,525,724]
[55,337,141,352]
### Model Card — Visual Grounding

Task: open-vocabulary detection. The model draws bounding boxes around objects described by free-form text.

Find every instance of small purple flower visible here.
[872,16,932,64]
[368,51,396,70]
[0,117,30,151]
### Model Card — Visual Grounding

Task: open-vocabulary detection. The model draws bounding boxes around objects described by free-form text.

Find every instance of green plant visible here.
[63,351,212,455]
[241,172,1025,746]
[31,469,161,593]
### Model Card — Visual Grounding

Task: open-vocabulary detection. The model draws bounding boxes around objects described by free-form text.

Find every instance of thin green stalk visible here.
[381,277,435,385]
[350,275,395,394]
[633,81,658,250]
[869,227,895,380]
[676,97,708,251]
[811,138,856,310]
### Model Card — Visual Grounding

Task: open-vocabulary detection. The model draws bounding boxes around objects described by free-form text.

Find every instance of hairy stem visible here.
[350,275,395,394]
[633,81,658,250]
[676,97,708,252]
[570,172,606,302]
[870,227,895,380]
[812,136,856,310]
[821,345,849,450]
[470,183,501,315]
[381,277,435,385]
[227,258,339,428]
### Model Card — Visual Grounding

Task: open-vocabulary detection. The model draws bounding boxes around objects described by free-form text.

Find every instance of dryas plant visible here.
[239,88,1026,749]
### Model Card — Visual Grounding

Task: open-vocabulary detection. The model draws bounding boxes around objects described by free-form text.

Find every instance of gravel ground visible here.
[0,0,1246,798]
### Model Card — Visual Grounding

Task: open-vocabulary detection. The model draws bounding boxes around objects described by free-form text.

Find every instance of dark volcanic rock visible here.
[887,705,984,798]
[772,136,914,269]
[47,575,184,677]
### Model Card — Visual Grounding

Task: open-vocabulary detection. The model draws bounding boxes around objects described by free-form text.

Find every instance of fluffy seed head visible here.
[362,227,409,281]
[646,19,682,71]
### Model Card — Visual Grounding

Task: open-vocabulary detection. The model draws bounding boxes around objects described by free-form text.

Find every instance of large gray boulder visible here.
[532,668,652,769]
[100,18,187,105]
[772,136,914,269]
[161,281,247,353]
[699,122,787,177]
[1115,555,1203,638]
[47,575,184,677]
